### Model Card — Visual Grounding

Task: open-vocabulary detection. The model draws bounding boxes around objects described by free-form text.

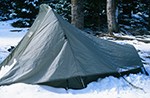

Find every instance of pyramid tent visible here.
[0,4,146,89]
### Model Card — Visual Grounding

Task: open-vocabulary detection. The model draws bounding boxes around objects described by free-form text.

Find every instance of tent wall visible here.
[0,4,145,89]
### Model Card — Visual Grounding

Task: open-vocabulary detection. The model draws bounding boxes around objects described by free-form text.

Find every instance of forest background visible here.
[0,0,150,35]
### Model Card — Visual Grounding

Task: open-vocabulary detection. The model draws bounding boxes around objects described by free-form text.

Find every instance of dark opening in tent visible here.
[0,4,147,89]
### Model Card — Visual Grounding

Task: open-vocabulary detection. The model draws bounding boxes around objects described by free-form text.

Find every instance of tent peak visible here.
[40,4,52,12]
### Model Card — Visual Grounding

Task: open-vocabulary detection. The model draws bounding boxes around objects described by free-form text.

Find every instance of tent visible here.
[0,4,146,89]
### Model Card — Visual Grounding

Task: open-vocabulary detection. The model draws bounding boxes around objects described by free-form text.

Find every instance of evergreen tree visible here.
[84,0,107,31]
[11,0,40,27]
[0,0,14,20]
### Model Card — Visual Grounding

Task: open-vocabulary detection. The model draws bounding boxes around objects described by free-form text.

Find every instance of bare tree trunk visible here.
[71,0,84,29]
[148,2,150,30]
[107,0,119,34]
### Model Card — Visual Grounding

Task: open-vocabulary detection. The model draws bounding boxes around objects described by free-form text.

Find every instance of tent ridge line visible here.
[53,11,84,72]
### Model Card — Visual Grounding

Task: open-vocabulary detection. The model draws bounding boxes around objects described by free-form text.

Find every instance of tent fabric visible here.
[0,4,144,89]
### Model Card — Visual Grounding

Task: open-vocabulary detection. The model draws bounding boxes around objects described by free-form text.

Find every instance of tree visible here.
[148,1,150,30]
[11,0,40,27]
[84,0,106,31]
[71,0,84,29]
[0,0,14,20]
[106,0,119,34]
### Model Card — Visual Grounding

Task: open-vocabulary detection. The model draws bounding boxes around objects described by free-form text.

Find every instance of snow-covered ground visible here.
[0,20,28,62]
[0,20,150,98]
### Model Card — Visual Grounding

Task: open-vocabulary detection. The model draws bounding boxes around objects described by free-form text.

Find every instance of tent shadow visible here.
[39,85,68,94]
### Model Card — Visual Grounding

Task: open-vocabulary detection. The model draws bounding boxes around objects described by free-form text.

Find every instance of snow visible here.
[0,58,17,79]
[0,20,150,98]
[0,20,27,38]
[22,8,28,12]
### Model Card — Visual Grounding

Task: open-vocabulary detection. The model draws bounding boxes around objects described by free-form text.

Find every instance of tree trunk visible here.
[71,0,84,30]
[148,1,150,30]
[106,0,118,34]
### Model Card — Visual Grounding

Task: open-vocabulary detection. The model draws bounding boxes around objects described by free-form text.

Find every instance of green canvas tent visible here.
[0,4,147,89]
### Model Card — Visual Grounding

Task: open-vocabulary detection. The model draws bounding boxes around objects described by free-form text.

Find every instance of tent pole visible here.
[80,77,85,88]
[65,79,69,91]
